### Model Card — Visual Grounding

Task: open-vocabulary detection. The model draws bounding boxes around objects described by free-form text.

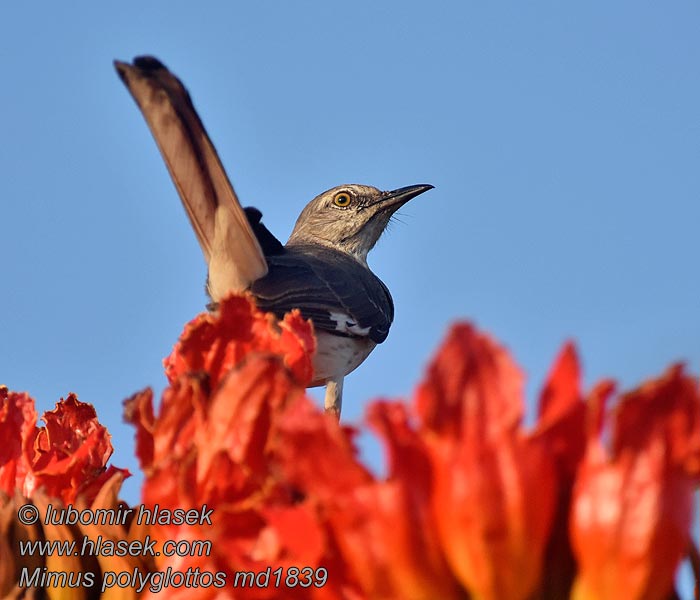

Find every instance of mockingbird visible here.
[114,56,432,417]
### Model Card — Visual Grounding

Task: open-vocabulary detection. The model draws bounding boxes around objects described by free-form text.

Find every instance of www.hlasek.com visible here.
[16,502,328,593]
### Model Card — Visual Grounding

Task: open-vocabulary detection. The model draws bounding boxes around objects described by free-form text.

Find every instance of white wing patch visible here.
[329,311,371,337]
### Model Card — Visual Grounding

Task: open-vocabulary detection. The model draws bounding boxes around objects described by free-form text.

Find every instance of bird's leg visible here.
[324,377,344,419]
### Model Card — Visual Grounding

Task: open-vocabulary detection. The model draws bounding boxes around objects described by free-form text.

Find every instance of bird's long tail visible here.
[114,56,267,299]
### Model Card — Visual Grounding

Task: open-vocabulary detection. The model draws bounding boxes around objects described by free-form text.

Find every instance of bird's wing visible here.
[251,246,394,344]
[244,207,285,256]
[114,56,267,298]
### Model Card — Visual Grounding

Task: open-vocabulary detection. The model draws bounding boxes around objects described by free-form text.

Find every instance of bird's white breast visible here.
[310,331,376,387]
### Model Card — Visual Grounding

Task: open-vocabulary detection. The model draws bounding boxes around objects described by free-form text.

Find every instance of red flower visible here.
[163,294,315,389]
[570,367,700,600]
[277,397,463,599]
[418,325,563,600]
[1,389,130,597]
[7,293,698,598]
[0,387,127,505]
[125,295,331,599]
[125,296,700,599]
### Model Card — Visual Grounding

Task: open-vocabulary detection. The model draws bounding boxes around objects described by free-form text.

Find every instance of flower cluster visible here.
[1,294,698,599]
[0,388,134,598]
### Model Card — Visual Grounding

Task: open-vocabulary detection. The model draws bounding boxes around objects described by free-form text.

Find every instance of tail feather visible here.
[114,56,268,298]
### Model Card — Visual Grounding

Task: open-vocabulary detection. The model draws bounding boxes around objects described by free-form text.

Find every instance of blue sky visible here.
[2,2,699,592]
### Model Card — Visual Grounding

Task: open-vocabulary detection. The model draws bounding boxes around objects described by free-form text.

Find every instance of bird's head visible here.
[287,183,433,263]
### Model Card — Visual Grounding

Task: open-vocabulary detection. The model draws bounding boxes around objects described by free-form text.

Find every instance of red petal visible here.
[163,295,315,390]
[138,376,208,509]
[535,340,587,481]
[419,323,556,600]
[0,387,36,495]
[23,395,124,504]
[613,364,700,478]
[571,436,692,600]
[123,387,155,471]
[276,397,372,501]
[363,401,464,598]
[532,343,587,598]
[196,355,304,503]
[434,432,556,600]
[415,323,524,440]
[571,368,699,600]
[275,399,463,598]
[258,503,326,567]
[538,342,581,418]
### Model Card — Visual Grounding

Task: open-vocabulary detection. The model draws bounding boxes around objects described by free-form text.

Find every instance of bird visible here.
[114,56,433,417]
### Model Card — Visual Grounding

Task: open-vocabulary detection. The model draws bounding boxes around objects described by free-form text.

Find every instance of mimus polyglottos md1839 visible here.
[114,56,432,417]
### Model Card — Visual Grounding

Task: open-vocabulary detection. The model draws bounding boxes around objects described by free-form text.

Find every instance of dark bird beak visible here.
[373,184,434,212]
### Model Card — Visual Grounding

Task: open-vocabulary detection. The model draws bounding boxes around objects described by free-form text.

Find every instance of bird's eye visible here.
[333,192,352,207]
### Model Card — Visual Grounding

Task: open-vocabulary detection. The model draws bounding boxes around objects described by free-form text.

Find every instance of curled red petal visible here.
[23,395,125,504]
[163,294,315,390]
[0,387,37,495]
[137,376,209,509]
[275,309,317,384]
[196,355,304,503]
